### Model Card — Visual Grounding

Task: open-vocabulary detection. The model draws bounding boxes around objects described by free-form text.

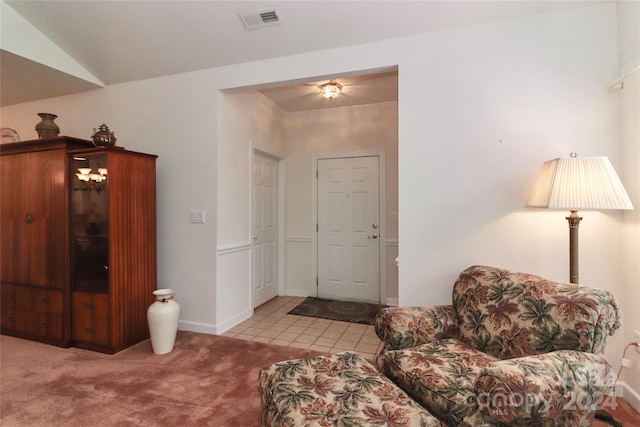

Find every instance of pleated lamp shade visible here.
[527,156,633,210]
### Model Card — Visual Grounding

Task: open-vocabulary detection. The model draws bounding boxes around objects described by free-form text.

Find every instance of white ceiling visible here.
[1,1,601,110]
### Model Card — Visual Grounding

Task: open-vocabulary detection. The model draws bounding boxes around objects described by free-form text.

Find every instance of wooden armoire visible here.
[1,137,157,353]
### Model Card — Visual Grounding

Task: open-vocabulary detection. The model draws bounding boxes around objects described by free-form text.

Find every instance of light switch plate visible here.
[190,210,205,224]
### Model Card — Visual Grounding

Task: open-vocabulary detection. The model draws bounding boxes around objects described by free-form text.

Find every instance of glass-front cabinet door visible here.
[71,154,109,293]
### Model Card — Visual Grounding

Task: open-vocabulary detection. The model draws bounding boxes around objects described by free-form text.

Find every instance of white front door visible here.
[252,152,279,307]
[317,156,380,302]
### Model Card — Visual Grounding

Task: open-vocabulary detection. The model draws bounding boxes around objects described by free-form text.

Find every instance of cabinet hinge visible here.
[316,169,318,178]
[316,277,319,287]
[316,223,318,232]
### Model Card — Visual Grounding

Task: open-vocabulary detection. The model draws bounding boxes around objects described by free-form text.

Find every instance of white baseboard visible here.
[617,381,640,412]
[178,320,217,335]
[178,308,253,336]
[386,298,398,306]
[215,308,254,334]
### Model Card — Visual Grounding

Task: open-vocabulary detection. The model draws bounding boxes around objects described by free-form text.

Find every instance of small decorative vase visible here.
[91,124,117,146]
[147,289,180,355]
[35,113,60,139]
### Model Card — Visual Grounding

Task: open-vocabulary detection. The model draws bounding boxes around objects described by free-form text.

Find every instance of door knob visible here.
[25,212,33,224]
[372,223,378,229]
[368,233,378,239]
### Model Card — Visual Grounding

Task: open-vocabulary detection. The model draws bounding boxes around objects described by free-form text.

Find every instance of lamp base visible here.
[566,210,582,284]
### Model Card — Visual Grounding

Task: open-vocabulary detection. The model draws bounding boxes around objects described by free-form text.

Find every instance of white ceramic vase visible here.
[147,289,180,355]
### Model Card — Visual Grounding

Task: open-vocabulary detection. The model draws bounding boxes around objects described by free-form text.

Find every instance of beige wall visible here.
[215,92,286,330]
[216,94,399,314]
[282,102,398,302]
[618,0,640,410]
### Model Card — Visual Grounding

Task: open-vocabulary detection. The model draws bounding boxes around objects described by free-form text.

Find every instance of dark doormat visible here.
[288,297,388,325]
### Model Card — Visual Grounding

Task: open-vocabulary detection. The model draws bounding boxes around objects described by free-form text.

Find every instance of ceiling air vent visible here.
[240,8,283,29]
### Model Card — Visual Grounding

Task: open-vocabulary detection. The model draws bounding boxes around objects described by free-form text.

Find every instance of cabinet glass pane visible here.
[71,155,109,293]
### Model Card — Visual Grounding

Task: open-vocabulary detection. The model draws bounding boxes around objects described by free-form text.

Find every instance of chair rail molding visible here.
[217,242,252,255]
[286,235,312,243]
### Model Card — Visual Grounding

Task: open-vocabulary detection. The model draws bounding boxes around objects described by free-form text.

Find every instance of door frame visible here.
[312,149,387,304]
[251,148,285,310]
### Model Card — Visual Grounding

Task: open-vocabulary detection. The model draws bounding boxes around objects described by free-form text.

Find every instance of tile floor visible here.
[222,296,384,361]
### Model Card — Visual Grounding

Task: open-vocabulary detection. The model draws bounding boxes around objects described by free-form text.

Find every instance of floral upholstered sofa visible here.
[374,265,621,427]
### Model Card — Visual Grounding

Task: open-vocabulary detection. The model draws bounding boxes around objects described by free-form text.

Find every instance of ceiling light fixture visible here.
[320,82,342,99]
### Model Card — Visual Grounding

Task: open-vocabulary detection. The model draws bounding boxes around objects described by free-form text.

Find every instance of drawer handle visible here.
[9,294,16,300]
[7,316,15,321]
[41,322,49,327]
[85,328,95,334]
[25,212,33,224]
[85,303,95,309]
[41,298,50,305]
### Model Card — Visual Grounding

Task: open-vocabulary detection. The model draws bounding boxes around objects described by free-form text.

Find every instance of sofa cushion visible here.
[374,305,461,351]
[452,265,620,359]
[378,338,498,426]
[472,350,614,426]
[259,351,443,427]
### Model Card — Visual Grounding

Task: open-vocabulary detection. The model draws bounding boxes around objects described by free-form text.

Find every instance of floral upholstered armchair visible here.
[374,265,621,427]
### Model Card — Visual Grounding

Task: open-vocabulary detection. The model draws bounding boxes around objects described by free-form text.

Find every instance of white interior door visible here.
[252,152,279,307]
[317,156,380,302]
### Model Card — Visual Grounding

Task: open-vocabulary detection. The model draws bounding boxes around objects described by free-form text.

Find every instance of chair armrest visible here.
[473,350,615,425]
[374,305,460,350]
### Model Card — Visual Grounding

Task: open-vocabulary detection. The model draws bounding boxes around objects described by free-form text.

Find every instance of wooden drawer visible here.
[1,284,37,336]
[72,292,109,345]
[33,288,63,314]
[1,306,37,335]
[1,283,33,310]
[36,312,64,340]
[1,284,65,342]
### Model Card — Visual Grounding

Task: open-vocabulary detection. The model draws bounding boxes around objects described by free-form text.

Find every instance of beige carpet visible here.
[0,331,324,426]
[2,331,638,426]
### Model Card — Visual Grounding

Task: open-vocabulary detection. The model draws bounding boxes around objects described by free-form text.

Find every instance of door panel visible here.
[317,157,380,302]
[1,154,29,284]
[0,151,67,287]
[29,149,66,288]
[252,153,279,307]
